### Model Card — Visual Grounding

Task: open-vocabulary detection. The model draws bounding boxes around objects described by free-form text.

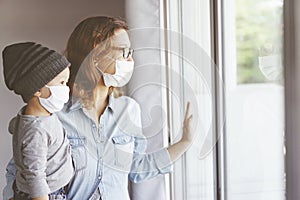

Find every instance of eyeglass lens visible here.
[123,48,134,58]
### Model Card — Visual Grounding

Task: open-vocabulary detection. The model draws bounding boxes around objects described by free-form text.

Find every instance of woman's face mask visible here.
[96,59,134,87]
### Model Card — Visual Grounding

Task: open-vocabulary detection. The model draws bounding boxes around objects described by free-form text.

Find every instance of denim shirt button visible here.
[98,175,101,180]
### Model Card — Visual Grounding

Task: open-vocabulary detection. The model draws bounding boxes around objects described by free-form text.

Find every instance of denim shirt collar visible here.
[65,93,115,113]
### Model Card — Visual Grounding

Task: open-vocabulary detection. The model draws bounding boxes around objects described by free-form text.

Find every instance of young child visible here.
[2,42,74,200]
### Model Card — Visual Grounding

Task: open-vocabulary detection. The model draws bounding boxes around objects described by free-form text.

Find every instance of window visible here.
[164,0,285,199]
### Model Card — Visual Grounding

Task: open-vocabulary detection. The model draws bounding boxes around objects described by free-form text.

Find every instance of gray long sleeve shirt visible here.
[10,107,73,198]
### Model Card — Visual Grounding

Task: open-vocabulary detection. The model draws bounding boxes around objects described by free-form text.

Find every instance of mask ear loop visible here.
[37,85,52,99]
[93,56,112,89]
[93,56,104,75]
[44,85,52,96]
[93,56,115,97]
[93,55,117,75]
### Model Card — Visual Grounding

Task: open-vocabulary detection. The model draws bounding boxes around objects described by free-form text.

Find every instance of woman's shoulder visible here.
[113,95,141,113]
[116,95,139,105]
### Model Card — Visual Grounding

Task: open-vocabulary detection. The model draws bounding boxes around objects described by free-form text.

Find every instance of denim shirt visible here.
[3,94,172,200]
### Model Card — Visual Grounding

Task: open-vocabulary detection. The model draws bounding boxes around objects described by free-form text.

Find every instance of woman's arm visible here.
[167,102,194,162]
[129,101,194,183]
[129,100,173,182]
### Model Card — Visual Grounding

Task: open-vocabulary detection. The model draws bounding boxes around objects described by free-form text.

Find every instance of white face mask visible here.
[38,85,70,113]
[258,54,283,81]
[96,60,134,87]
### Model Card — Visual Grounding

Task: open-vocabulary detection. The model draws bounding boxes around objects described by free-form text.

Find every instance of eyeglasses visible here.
[112,47,134,59]
[122,47,134,59]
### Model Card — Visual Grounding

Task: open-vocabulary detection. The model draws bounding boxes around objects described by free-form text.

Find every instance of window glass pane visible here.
[224,0,285,199]
[236,0,283,84]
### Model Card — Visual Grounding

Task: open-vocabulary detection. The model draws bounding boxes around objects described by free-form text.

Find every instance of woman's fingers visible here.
[184,102,193,125]
[184,101,191,120]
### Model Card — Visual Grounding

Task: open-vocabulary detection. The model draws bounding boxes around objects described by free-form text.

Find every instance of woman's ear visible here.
[33,91,41,97]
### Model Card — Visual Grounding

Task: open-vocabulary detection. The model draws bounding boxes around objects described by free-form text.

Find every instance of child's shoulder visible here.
[18,112,61,132]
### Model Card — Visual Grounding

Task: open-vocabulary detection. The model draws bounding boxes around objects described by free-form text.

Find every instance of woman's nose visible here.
[127,55,133,62]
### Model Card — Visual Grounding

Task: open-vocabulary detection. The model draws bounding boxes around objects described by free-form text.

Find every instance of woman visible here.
[4,16,193,200]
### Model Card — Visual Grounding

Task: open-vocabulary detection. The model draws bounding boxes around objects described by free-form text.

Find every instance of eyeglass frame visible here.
[111,47,134,59]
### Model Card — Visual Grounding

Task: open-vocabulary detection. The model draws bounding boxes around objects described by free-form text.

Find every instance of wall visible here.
[0,0,124,194]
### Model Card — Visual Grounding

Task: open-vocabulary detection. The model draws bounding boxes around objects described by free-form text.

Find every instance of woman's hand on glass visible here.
[167,101,194,162]
[182,101,193,143]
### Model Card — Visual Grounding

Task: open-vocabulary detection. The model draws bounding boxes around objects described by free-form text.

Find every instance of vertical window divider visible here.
[178,0,188,200]
[284,0,300,199]
[161,0,171,200]
[210,0,227,199]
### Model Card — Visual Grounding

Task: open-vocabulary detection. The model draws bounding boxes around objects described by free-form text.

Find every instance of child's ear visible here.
[33,91,41,97]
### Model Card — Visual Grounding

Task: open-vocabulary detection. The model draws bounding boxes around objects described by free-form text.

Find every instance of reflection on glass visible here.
[236,0,283,84]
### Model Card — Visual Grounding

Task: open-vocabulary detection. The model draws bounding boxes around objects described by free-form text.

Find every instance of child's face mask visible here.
[38,85,70,113]
[96,59,134,87]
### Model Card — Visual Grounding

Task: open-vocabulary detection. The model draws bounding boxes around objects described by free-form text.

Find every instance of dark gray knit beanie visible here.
[2,42,70,102]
